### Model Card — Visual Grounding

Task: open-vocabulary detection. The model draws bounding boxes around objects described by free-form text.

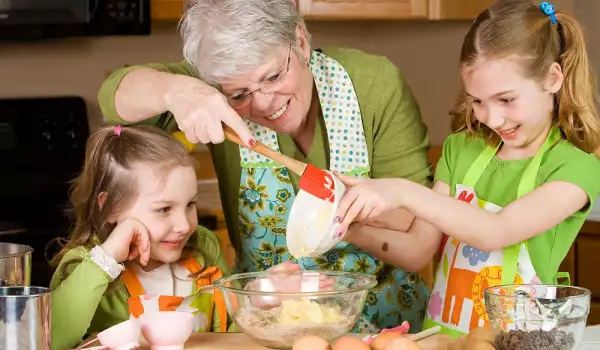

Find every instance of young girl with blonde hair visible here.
[335,0,600,337]
[49,125,230,350]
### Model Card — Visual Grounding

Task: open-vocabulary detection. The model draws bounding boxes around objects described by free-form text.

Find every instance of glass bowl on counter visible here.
[484,284,591,350]
[212,270,377,349]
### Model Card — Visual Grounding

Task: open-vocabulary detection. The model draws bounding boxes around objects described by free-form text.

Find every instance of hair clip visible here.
[540,1,557,24]
[114,124,123,136]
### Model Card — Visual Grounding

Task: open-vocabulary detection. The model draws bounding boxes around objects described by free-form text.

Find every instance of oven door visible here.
[0,0,90,25]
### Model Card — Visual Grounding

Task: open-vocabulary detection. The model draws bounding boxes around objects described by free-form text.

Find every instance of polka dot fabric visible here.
[239,51,371,176]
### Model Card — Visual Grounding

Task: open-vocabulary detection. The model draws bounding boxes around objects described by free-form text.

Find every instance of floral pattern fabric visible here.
[235,51,429,333]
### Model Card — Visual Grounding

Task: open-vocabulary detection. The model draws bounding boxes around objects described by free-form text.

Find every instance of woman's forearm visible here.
[114,68,174,123]
[346,220,440,272]
[364,208,415,232]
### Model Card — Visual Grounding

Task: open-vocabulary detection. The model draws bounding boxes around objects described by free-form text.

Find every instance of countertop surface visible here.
[85,328,600,349]
[582,326,600,349]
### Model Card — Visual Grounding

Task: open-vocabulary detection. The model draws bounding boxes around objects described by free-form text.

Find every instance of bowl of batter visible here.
[213,270,377,349]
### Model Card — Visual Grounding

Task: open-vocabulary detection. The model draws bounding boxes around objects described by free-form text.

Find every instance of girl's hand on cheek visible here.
[333,172,402,230]
[101,217,151,266]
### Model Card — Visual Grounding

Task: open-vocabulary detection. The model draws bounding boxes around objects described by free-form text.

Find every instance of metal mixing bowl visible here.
[485,284,591,350]
[213,270,377,349]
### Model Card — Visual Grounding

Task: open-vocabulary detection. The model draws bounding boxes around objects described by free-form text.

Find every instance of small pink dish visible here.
[139,311,194,350]
[96,319,141,350]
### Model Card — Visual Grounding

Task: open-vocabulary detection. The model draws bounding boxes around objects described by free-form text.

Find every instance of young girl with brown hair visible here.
[49,125,230,350]
[334,0,600,337]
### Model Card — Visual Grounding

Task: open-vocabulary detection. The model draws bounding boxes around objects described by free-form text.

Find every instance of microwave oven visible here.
[0,0,150,40]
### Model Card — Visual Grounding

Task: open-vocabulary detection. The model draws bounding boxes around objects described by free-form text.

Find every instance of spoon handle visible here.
[407,326,442,342]
[222,125,307,176]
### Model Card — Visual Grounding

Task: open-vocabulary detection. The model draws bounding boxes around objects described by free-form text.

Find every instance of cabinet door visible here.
[151,0,184,21]
[429,0,495,20]
[298,0,428,20]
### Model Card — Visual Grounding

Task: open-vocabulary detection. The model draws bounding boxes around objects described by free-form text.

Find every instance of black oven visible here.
[0,0,150,40]
[0,96,89,287]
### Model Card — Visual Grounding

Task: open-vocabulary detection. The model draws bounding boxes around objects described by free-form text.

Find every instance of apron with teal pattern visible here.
[235,50,429,333]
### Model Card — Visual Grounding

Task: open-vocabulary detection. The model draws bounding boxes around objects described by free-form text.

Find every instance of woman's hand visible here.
[163,74,255,147]
[101,217,151,266]
[334,172,404,229]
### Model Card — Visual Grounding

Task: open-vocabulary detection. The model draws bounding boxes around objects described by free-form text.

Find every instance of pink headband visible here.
[114,125,123,136]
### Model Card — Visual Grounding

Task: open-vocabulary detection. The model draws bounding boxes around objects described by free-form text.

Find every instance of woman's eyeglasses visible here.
[225,44,292,108]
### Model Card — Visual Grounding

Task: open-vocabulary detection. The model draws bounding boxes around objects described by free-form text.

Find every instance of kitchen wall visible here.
[0,0,579,147]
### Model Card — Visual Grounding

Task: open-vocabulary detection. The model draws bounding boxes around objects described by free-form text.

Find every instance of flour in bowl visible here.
[235,298,356,343]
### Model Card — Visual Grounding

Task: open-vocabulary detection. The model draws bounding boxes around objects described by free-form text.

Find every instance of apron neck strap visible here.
[462,126,561,189]
[516,126,561,198]
[501,126,562,285]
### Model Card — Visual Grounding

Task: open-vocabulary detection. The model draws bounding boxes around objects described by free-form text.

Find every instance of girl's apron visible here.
[235,50,429,333]
[120,258,228,332]
[422,127,569,337]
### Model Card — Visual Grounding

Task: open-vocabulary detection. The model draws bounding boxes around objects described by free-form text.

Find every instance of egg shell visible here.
[292,335,331,350]
[331,335,370,350]
[370,332,404,350]
[386,337,420,350]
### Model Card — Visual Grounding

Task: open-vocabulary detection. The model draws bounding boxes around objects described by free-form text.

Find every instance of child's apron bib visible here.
[120,258,228,332]
[422,127,568,338]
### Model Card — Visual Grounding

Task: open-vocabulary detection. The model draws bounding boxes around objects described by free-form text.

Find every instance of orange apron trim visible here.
[182,259,227,332]
[121,258,228,332]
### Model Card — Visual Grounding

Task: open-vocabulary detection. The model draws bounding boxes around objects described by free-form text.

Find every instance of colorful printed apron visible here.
[422,127,568,337]
[235,50,430,333]
[121,258,228,332]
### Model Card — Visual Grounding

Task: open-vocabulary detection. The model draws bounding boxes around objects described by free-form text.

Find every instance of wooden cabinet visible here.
[541,221,600,325]
[151,0,184,21]
[152,0,494,21]
[301,0,493,20]
[298,0,428,20]
[429,0,493,20]
[567,221,600,325]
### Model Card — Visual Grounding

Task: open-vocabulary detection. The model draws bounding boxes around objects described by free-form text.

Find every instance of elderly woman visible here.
[98,0,432,333]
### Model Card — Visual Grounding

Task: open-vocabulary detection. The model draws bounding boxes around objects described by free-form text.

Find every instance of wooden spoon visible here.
[223,125,338,202]
[222,125,307,176]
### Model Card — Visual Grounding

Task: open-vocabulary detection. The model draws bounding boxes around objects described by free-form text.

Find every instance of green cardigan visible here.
[49,226,231,350]
[98,47,433,256]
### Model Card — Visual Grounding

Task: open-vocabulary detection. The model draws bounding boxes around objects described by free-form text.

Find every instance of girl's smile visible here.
[118,163,199,268]
[462,57,562,159]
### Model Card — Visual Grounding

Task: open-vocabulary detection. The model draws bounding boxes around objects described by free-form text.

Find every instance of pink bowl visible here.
[97,319,141,350]
[139,311,194,350]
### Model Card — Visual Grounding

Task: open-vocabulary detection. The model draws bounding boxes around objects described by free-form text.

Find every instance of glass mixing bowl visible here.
[212,270,377,349]
[484,284,591,350]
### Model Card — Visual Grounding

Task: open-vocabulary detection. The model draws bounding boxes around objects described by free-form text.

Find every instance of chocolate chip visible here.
[495,329,575,350]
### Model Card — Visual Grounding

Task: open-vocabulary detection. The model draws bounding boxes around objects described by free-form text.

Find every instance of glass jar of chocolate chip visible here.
[484,285,591,350]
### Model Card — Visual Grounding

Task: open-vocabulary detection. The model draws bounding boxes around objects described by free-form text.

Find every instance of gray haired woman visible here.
[99,0,433,333]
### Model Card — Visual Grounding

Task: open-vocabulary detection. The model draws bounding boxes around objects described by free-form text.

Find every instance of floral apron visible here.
[236,50,429,333]
[120,258,228,332]
[422,127,569,338]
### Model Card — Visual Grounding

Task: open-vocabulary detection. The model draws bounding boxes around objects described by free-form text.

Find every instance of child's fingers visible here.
[338,196,364,229]
[134,224,151,266]
[335,188,359,224]
[333,171,363,187]
[127,249,139,261]
[356,201,376,222]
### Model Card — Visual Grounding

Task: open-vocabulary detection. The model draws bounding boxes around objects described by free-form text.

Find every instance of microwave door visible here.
[0,0,90,25]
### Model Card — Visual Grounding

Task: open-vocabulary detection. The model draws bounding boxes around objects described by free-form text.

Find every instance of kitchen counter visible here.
[82,328,600,349]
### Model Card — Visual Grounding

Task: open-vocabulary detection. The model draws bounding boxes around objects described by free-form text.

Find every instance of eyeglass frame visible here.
[224,44,293,108]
